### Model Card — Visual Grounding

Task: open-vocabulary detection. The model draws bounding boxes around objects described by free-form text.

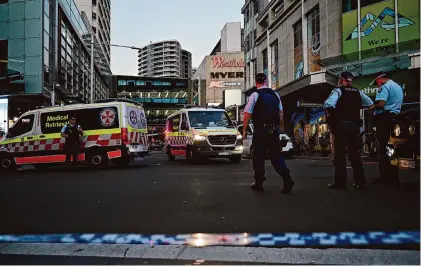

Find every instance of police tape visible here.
[0,231,419,247]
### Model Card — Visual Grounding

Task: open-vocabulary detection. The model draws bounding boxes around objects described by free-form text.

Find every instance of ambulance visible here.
[164,106,243,163]
[0,99,149,171]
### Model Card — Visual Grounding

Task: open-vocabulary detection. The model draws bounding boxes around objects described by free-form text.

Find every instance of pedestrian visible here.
[61,116,83,168]
[368,71,403,185]
[242,73,294,193]
[324,71,373,189]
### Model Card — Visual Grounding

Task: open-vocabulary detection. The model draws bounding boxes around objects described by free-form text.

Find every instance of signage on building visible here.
[296,101,324,108]
[210,72,244,79]
[209,81,242,88]
[212,56,245,68]
[342,0,420,57]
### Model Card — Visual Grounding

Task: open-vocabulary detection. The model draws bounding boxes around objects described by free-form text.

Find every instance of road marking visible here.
[0,243,419,264]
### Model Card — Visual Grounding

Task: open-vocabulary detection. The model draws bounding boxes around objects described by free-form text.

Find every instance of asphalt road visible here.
[0,152,419,235]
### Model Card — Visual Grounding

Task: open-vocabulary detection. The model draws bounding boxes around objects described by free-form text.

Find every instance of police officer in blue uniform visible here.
[242,73,294,193]
[324,71,373,189]
[368,71,403,185]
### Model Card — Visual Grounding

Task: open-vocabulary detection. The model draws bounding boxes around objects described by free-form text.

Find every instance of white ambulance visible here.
[164,106,243,163]
[0,99,149,171]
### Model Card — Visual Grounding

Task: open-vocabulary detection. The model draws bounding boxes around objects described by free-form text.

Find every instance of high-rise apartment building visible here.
[75,0,111,75]
[137,40,192,79]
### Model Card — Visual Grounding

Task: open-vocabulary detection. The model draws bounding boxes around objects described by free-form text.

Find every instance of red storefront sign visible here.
[212,56,245,68]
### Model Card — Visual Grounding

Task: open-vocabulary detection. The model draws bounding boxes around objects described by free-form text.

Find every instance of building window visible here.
[92,26,96,33]
[293,20,303,49]
[92,0,97,6]
[253,0,259,15]
[270,41,279,88]
[92,12,97,20]
[262,48,268,74]
[307,5,320,51]
[0,0,8,4]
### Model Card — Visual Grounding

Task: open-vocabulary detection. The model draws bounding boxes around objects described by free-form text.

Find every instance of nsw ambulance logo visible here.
[100,108,116,127]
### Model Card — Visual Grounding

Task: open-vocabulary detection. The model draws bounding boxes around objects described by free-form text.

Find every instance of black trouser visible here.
[333,121,365,185]
[65,143,79,167]
[252,126,291,185]
[375,112,399,182]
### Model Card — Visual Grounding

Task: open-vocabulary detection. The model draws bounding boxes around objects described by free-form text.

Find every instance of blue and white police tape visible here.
[0,231,419,247]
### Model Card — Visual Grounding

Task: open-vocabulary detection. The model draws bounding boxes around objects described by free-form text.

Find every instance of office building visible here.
[75,0,112,76]
[242,0,420,141]
[137,40,192,79]
[0,0,110,126]
[110,75,192,134]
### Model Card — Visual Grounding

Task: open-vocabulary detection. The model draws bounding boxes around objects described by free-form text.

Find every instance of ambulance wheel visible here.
[230,155,242,163]
[0,156,17,172]
[186,147,199,164]
[167,147,175,161]
[87,149,108,168]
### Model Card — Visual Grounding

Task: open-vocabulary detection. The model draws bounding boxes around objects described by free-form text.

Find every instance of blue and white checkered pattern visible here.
[0,231,418,247]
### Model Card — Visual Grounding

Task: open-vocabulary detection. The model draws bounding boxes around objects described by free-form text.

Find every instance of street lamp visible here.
[44,82,60,106]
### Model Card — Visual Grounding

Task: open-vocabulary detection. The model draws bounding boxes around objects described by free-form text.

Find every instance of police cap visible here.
[255,73,267,84]
[340,71,354,82]
[370,71,387,85]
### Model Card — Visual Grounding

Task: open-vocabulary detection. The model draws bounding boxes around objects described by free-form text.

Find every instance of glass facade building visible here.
[0,0,109,105]
[111,75,191,133]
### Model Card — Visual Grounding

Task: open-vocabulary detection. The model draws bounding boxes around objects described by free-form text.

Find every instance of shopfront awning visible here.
[276,71,337,97]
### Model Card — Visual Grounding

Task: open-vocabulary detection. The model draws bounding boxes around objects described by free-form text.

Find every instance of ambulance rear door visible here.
[125,103,148,153]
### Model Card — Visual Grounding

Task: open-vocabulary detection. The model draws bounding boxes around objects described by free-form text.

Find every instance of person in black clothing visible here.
[323,71,373,189]
[61,116,83,167]
[242,73,294,193]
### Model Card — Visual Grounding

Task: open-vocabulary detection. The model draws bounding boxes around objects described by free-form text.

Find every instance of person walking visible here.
[242,73,294,193]
[324,71,373,189]
[369,71,404,185]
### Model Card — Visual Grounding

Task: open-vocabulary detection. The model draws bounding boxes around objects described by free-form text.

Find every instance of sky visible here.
[110,0,244,75]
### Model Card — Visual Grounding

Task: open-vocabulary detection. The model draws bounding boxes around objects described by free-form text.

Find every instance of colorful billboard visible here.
[342,0,420,58]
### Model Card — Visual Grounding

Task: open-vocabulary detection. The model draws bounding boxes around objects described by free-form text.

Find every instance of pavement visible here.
[0,151,419,264]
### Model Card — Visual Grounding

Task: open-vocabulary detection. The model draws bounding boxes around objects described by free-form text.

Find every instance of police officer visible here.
[242,73,294,193]
[368,71,403,185]
[61,116,83,168]
[324,71,373,189]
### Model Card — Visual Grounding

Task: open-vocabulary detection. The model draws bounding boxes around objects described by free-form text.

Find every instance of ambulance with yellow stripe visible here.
[164,106,243,163]
[0,99,149,171]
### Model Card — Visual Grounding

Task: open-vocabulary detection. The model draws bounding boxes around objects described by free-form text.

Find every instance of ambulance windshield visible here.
[188,111,234,129]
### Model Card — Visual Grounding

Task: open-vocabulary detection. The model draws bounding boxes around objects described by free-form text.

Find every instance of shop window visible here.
[9,114,35,137]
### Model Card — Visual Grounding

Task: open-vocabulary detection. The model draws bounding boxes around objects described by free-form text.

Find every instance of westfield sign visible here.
[212,56,245,68]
